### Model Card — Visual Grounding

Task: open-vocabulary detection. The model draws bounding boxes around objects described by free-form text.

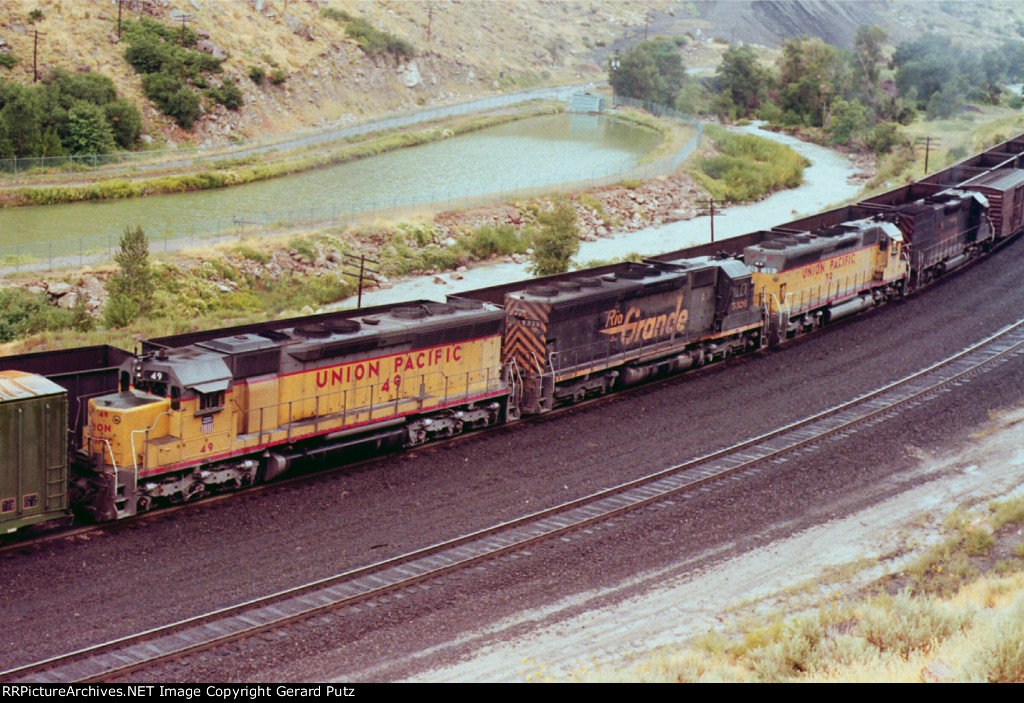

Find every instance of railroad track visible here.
[6,317,1024,683]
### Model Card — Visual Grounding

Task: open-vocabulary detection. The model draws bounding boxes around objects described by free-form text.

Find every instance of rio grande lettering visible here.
[600,296,688,345]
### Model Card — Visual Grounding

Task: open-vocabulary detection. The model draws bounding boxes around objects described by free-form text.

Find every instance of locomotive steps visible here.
[7,315,1024,684]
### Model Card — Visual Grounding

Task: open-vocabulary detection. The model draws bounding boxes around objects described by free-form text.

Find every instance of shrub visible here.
[857,589,970,659]
[270,68,287,85]
[960,592,1024,682]
[864,122,907,156]
[106,225,154,326]
[0,53,17,69]
[528,199,579,276]
[0,288,77,343]
[459,224,530,259]
[691,125,807,203]
[210,78,243,110]
[320,7,353,23]
[248,65,266,85]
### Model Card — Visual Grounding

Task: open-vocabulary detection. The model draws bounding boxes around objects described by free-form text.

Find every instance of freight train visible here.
[5,131,1024,534]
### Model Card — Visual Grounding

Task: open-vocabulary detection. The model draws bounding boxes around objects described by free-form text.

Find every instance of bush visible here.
[864,122,907,155]
[857,589,970,659]
[142,73,201,128]
[0,53,17,69]
[209,78,243,110]
[528,199,579,276]
[249,65,266,85]
[459,224,530,259]
[106,225,154,326]
[270,68,287,85]
[960,592,1024,682]
[691,125,807,203]
[0,288,77,343]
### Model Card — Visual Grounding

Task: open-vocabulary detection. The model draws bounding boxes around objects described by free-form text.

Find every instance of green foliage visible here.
[864,122,908,156]
[141,73,201,129]
[826,98,868,146]
[459,224,531,259]
[123,18,229,129]
[320,7,354,23]
[0,288,79,343]
[28,9,44,23]
[857,590,970,659]
[776,37,845,128]
[332,15,416,60]
[0,68,141,157]
[270,68,287,86]
[609,38,687,106]
[287,236,317,262]
[712,44,773,119]
[209,78,243,110]
[0,53,17,69]
[104,98,143,148]
[67,101,115,154]
[528,199,580,276]
[249,65,266,85]
[232,245,270,264]
[691,125,807,203]
[105,226,154,327]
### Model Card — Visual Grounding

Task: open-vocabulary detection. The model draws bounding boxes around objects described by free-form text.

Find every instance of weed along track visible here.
[6,317,1024,683]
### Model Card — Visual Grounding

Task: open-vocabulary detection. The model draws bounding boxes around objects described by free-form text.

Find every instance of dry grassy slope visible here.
[5,1,1024,150]
[0,0,673,147]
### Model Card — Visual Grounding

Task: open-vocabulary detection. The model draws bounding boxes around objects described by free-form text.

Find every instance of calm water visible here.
[0,113,661,249]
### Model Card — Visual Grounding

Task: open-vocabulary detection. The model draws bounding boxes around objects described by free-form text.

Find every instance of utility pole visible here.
[117,0,123,39]
[343,254,381,309]
[179,13,192,46]
[916,136,940,174]
[32,29,45,83]
[697,198,725,243]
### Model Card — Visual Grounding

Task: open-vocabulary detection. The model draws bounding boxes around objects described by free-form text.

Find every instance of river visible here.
[333,124,864,308]
[0,112,661,256]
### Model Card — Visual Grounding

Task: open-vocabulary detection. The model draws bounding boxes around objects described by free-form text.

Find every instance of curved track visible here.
[7,315,1024,683]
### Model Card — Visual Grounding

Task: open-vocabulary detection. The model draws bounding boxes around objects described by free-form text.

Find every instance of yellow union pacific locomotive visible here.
[84,299,509,520]
[743,218,909,345]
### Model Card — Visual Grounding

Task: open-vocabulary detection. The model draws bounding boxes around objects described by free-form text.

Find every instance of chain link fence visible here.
[0,85,587,179]
[0,92,701,272]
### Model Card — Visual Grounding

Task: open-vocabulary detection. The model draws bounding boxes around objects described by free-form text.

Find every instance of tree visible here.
[853,25,887,94]
[609,38,687,106]
[67,100,115,154]
[713,44,772,118]
[105,226,154,327]
[777,37,845,127]
[528,199,580,277]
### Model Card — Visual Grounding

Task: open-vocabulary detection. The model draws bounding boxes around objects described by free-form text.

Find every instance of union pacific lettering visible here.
[599,295,688,346]
[314,344,464,389]
[799,249,865,279]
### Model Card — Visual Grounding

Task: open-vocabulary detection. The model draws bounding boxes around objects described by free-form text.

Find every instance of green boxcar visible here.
[0,371,68,533]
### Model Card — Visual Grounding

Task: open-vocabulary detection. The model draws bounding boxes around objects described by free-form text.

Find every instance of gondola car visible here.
[0,371,68,533]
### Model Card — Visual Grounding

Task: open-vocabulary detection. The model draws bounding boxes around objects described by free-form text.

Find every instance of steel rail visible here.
[5,318,1024,683]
